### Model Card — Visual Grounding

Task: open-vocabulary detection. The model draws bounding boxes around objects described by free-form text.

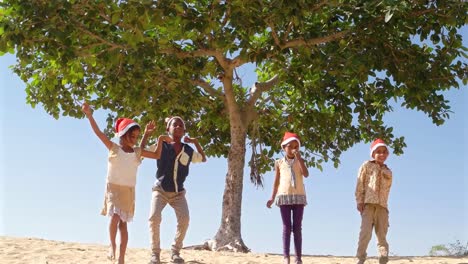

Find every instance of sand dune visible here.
[1,236,467,264]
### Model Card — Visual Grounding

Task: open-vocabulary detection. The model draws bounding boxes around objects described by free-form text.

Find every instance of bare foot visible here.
[107,246,116,262]
[118,256,125,264]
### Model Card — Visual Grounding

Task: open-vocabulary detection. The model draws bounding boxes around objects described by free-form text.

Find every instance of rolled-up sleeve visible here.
[355,163,367,204]
[191,151,204,163]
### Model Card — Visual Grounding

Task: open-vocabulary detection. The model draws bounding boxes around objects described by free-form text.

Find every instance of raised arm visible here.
[184,137,207,162]
[266,161,281,208]
[139,120,156,149]
[82,102,113,150]
[141,135,173,160]
[294,150,309,177]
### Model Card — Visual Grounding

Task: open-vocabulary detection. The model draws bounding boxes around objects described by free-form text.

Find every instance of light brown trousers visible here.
[356,203,389,260]
[149,186,189,254]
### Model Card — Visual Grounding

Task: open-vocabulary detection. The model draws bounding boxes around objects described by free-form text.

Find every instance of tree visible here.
[429,240,468,256]
[1,0,466,252]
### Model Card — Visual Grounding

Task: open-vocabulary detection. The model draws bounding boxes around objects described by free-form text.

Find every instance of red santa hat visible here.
[115,118,140,138]
[370,138,388,158]
[281,132,301,148]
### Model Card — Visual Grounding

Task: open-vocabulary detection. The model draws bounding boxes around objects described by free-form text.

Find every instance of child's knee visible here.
[180,215,190,226]
[178,214,189,227]
[110,215,120,225]
[292,224,302,233]
[118,221,128,232]
[149,214,162,225]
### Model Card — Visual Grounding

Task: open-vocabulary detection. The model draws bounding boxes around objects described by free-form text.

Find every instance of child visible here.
[355,138,393,264]
[267,132,309,264]
[82,102,161,264]
[140,116,207,264]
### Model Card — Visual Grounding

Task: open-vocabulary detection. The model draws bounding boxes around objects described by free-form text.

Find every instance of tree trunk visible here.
[206,120,250,252]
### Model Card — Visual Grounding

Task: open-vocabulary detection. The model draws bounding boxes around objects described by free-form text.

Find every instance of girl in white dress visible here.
[82,102,163,264]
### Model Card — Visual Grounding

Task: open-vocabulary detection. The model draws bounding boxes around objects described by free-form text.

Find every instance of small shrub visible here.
[429,240,468,257]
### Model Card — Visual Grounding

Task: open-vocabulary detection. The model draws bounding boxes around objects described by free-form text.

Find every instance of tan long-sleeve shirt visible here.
[355,160,392,209]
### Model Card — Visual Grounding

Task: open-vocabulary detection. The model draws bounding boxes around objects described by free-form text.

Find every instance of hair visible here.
[122,125,140,138]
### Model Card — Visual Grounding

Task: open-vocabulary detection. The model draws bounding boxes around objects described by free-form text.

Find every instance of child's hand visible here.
[81,102,93,117]
[184,136,198,144]
[144,121,156,136]
[293,150,302,159]
[266,199,274,208]
[158,135,173,143]
[357,203,364,214]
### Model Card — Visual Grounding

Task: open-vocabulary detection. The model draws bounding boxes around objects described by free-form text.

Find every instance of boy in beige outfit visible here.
[355,139,393,264]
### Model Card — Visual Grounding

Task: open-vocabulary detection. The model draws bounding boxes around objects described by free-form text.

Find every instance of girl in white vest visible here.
[82,103,162,264]
[267,132,309,264]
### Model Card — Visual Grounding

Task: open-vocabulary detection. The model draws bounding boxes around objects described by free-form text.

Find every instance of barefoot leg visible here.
[108,214,120,261]
[118,220,128,264]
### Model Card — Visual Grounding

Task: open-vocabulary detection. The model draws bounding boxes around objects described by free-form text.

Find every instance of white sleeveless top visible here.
[106,143,142,187]
[275,157,307,206]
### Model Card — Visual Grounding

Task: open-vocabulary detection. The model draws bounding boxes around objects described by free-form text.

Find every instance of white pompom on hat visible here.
[370,138,388,158]
[281,131,301,148]
[115,118,140,138]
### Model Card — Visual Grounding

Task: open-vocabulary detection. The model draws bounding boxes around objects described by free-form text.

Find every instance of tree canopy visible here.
[1,0,466,251]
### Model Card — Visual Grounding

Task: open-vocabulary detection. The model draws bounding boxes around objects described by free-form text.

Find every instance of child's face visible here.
[283,140,299,158]
[168,119,185,138]
[373,146,389,164]
[123,129,140,147]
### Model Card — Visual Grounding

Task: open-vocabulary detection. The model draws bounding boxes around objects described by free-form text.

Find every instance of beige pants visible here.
[356,203,389,260]
[149,186,189,254]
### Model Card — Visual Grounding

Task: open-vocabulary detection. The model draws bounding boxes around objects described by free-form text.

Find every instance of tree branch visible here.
[384,42,401,72]
[159,47,219,58]
[310,0,328,12]
[231,55,245,68]
[71,18,126,51]
[191,79,224,99]
[220,1,231,27]
[268,22,282,47]
[97,11,138,33]
[244,73,282,125]
[270,6,438,52]
[267,0,333,48]
[412,8,437,18]
[247,74,280,109]
[161,47,234,80]
[283,21,294,43]
[281,30,349,49]
[369,7,438,25]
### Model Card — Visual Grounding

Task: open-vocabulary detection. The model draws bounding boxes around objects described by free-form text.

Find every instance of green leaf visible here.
[384,10,393,23]
[111,12,120,24]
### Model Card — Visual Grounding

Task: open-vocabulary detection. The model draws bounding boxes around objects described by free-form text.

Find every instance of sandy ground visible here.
[1,236,467,264]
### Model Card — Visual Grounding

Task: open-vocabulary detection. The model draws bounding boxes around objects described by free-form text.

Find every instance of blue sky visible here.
[0,37,466,256]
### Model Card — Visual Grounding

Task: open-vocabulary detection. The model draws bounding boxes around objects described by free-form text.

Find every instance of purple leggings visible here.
[280,204,304,260]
